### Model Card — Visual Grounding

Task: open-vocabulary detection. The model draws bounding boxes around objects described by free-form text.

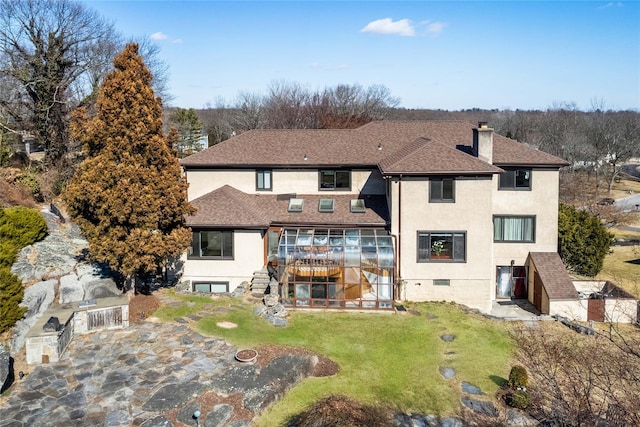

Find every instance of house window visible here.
[429,177,455,202]
[499,168,531,190]
[193,282,229,293]
[189,230,233,259]
[417,231,466,262]
[256,170,272,191]
[319,170,350,190]
[493,216,535,242]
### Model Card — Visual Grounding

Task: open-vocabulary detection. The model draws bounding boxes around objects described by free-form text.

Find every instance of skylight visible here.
[350,199,366,213]
[318,198,334,212]
[288,198,304,212]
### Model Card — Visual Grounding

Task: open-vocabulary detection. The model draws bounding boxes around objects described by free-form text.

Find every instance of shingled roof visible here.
[378,137,503,175]
[187,185,389,228]
[528,252,578,300]
[180,120,569,170]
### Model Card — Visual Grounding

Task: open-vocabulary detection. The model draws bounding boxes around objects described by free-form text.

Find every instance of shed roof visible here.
[528,252,578,300]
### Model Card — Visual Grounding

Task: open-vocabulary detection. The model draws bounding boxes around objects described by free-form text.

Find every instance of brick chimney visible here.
[473,121,493,164]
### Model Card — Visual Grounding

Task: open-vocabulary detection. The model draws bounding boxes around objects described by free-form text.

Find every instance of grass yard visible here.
[153,297,514,425]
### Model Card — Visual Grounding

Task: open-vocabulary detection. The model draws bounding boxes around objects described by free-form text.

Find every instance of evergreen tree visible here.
[167,108,204,157]
[63,43,195,289]
[558,203,614,277]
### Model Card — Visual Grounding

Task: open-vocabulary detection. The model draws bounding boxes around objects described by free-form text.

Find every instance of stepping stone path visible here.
[436,332,499,419]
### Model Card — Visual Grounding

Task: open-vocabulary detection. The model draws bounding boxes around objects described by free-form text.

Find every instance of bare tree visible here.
[0,0,118,164]
[587,105,640,193]
[513,324,640,426]
[0,0,171,165]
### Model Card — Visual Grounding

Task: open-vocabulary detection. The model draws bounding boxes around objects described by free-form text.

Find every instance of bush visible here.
[0,206,46,333]
[508,365,529,389]
[506,389,531,409]
[0,267,27,333]
[558,203,614,276]
[0,206,47,250]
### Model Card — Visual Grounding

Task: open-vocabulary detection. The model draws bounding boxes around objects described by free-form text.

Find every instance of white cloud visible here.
[150,32,168,41]
[425,21,447,35]
[361,18,415,37]
[597,2,624,9]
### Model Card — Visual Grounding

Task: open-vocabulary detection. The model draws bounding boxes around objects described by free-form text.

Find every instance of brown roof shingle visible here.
[180,120,569,170]
[187,186,388,228]
[528,252,578,300]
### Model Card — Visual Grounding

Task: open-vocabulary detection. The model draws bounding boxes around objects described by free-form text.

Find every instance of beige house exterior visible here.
[180,120,572,313]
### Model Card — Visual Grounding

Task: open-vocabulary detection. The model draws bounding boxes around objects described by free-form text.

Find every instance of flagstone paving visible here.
[0,319,316,427]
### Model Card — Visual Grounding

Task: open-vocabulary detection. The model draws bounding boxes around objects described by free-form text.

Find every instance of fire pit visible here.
[234,349,258,363]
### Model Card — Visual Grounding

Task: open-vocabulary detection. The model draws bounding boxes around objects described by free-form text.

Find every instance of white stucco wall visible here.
[181,229,263,291]
[392,176,495,312]
[492,169,560,268]
[185,168,385,200]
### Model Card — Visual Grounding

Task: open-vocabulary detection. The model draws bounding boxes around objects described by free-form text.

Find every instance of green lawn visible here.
[153,296,514,425]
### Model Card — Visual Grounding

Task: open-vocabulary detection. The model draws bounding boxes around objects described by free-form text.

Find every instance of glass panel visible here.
[296,284,310,298]
[442,179,454,200]
[320,171,335,189]
[350,199,365,212]
[453,233,465,260]
[312,299,328,307]
[313,229,328,246]
[281,299,293,306]
[344,246,360,267]
[210,283,228,293]
[312,283,327,298]
[194,283,210,292]
[430,233,452,259]
[378,247,394,267]
[318,199,334,212]
[345,229,360,245]
[515,170,530,188]
[297,229,313,245]
[500,170,515,188]
[430,179,442,200]
[361,230,376,247]
[377,285,393,300]
[288,198,304,212]
[201,231,221,257]
[335,171,350,189]
[297,299,310,307]
[222,232,232,257]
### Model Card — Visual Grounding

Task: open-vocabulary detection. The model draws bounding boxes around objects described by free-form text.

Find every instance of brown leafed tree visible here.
[63,43,195,290]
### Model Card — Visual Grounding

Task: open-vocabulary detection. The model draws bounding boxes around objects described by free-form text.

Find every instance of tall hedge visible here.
[0,206,47,333]
[558,203,614,277]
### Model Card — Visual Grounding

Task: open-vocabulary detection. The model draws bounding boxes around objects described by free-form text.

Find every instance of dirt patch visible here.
[129,293,161,324]
[254,344,339,377]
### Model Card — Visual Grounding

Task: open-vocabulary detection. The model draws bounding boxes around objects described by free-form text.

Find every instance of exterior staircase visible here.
[250,267,271,294]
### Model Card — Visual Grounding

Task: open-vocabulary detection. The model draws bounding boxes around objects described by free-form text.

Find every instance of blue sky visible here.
[87,1,639,111]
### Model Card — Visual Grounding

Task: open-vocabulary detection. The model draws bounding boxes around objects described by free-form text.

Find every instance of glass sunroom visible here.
[277,228,395,310]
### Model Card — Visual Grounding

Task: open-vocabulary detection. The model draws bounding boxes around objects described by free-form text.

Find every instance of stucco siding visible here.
[186,168,384,201]
[396,176,494,311]
[182,230,263,290]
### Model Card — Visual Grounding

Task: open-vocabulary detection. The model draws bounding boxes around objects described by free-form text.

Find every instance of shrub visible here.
[506,389,531,410]
[0,267,27,333]
[0,206,47,249]
[508,365,529,389]
[558,203,614,276]
[16,167,41,198]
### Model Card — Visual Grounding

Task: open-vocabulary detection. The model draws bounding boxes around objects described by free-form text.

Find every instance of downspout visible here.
[396,174,402,300]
